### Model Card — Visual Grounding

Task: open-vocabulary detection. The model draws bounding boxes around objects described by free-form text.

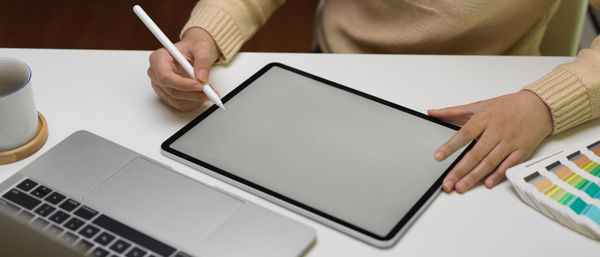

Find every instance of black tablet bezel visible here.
[162,62,474,242]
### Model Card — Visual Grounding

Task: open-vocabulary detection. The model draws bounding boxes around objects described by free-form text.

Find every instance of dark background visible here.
[0,0,320,52]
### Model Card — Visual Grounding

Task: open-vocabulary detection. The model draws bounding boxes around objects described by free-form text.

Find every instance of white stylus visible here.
[133,5,225,110]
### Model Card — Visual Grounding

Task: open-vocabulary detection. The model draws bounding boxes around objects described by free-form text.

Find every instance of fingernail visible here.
[434,151,444,161]
[443,181,453,191]
[456,181,468,192]
[196,69,209,82]
[192,82,204,91]
[485,177,497,188]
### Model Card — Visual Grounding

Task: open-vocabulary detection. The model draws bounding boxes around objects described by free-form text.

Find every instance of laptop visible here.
[0,130,315,257]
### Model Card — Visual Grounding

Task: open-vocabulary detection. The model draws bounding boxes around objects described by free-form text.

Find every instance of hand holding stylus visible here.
[135,5,224,111]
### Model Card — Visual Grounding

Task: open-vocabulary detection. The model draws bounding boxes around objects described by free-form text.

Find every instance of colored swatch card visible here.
[545,161,600,201]
[567,151,600,178]
[589,141,600,156]
[526,172,600,236]
[506,140,600,240]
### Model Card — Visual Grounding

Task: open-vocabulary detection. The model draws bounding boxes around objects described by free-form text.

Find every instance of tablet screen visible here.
[164,63,469,241]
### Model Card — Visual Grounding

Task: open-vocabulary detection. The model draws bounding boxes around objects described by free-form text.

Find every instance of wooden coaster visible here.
[0,112,48,165]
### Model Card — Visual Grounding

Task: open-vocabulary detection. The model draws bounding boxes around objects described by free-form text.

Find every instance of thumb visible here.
[192,50,212,83]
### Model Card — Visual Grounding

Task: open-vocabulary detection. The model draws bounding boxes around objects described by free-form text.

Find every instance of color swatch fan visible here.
[506,140,600,239]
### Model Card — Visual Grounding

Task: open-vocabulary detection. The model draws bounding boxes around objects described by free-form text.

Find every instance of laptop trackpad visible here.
[84,158,243,250]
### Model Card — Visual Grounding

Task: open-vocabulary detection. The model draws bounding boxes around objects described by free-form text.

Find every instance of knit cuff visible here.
[181,5,244,63]
[523,68,592,134]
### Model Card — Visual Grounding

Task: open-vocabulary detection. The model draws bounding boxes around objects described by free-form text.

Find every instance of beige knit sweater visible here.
[182,0,600,134]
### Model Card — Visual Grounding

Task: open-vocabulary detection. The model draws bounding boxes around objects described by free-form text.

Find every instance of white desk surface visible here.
[1,48,599,256]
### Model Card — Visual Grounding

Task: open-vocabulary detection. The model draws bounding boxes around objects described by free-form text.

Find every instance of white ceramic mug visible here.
[0,57,39,151]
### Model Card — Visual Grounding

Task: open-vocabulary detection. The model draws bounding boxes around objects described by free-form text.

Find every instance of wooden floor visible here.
[0,0,319,53]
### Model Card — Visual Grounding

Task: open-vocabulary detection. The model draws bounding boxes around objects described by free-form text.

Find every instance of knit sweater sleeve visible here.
[181,0,285,63]
[523,36,600,134]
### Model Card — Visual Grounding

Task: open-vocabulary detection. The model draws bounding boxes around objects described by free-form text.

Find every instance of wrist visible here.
[519,90,554,137]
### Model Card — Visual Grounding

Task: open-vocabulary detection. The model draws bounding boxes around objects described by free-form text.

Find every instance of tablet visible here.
[161,63,473,248]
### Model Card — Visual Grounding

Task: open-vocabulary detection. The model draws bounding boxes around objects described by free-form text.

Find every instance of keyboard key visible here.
[31,185,53,198]
[0,198,20,214]
[47,225,65,236]
[34,203,56,217]
[49,210,70,224]
[64,217,85,231]
[16,179,38,192]
[93,215,176,257]
[61,232,79,244]
[74,205,98,220]
[79,224,100,238]
[32,217,50,229]
[126,247,147,257]
[45,192,66,205]
[59,198,81,212]
[16,210,35,222]
[75,239,94,252]
[94,232,116,246]
[110,239,131,253]
[3,189,41,210]
[90,247,110,257]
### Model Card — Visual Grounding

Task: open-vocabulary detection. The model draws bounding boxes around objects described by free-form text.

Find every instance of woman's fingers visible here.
[440,120,497,192]
[454,141,511,193]
[147,28,221,112]
[151,82,205,112]
[434,113,484,162]
[484,149,527,188]
[433,91,553,193]
[427,105,474,126]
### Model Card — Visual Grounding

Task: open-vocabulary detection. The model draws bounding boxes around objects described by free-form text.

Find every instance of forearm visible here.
[181,0,286,63]
[523,36,600,134]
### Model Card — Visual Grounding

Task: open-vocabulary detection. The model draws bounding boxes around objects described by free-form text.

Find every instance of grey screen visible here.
[170,65,465,237]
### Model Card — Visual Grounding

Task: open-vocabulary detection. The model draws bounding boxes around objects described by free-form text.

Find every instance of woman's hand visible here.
[428,90,553,193]
[147,27,221,111]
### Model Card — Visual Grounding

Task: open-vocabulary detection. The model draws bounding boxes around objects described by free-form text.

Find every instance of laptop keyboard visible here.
[0,178,194,257]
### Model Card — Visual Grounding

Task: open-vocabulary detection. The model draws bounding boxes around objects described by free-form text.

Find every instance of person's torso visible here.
[315,0,560,55]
